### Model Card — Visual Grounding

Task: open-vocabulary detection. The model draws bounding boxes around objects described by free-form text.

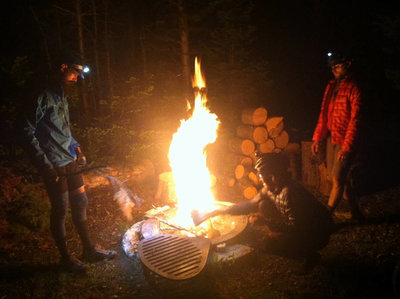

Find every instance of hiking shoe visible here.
[59,257,86,273]
[83,247,116,263]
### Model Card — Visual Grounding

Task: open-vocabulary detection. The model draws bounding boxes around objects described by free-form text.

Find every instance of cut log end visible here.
[274,130,289,149]
[243,186,258,200]
[241,107,268,126]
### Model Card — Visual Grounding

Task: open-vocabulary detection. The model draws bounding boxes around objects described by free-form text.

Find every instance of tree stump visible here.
[154,172,177,204]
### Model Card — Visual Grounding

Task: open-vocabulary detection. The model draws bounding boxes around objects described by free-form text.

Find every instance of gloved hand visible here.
[75,147,87,167]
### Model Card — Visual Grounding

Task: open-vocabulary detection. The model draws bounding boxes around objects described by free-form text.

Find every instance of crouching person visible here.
[193,152,334,273]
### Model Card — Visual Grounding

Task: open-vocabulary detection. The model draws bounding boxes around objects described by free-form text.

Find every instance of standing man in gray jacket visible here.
[24,52,115,273]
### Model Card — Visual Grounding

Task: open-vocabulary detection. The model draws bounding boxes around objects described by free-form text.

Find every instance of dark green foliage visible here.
[8,190,50,233]
[0,166,50,239]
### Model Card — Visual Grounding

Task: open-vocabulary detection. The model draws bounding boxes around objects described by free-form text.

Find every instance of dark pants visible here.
[264,229,331,259]
[44,161,91,258]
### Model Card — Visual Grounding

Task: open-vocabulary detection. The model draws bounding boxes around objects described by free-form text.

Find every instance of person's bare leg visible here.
[327,177,344,213]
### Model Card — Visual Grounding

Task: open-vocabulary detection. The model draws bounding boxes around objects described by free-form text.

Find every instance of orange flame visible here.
[168,57,220,227]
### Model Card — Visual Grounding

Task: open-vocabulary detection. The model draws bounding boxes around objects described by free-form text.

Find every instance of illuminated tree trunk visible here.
[91,0,101,116]
[75,0,90,120]
[103,0,114,108]
[29,7,52,71]
[176,0,191,94]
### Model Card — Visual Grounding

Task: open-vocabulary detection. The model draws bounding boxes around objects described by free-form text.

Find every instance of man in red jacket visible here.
[312,51,365,222]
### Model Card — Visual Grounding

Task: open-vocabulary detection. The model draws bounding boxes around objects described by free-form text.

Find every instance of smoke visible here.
[98,173,143,221]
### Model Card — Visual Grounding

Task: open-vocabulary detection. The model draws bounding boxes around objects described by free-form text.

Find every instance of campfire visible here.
[122,58,250,280]
[168,57,220,229]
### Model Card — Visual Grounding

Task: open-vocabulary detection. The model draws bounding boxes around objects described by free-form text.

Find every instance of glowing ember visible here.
[168,58,220,227]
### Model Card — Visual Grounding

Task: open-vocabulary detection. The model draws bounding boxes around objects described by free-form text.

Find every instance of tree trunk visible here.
[176,0,191,94]
[103,0,113,107]
[75,0,90,120]
[29,7,52,72]
[91,0,101,116]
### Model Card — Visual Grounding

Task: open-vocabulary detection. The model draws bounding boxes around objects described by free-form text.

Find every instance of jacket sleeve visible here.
[312,83,331,143]
[341,84,361,152]
[71,137,80,149]
[69,137,80,156]
[23,93,53,170]
[225,192,262,215]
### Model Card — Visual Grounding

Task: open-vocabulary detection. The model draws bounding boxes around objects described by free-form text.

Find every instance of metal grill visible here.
[138,234,210,280]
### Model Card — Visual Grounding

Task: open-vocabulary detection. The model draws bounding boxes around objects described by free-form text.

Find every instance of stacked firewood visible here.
[225,107,292,199]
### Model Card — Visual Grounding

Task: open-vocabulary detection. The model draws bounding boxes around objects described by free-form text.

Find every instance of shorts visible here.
[45,160,85,196]
[326,136,351,182]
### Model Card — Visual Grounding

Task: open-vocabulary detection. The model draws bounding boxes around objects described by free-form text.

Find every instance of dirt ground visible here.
[1,169,400,299]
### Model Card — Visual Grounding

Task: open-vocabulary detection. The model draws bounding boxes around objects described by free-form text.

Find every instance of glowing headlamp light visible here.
[70,64,90,79]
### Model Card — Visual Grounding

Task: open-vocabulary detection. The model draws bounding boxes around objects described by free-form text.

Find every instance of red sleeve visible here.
[342,84,361,152]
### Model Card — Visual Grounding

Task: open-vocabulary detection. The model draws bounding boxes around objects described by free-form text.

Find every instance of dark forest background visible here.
[0,0,399,172]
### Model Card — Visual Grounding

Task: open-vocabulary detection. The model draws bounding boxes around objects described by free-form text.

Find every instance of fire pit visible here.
[121,204,250,280]
[122,58,254,280]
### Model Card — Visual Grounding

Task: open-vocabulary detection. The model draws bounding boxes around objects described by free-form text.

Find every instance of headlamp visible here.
[326,51,350,67]
[70,64,90,79]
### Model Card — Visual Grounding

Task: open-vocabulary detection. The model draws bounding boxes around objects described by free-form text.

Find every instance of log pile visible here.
[225,107,297,199]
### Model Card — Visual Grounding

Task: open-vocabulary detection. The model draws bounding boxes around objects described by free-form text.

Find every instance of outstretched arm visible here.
[191,192,263,226]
